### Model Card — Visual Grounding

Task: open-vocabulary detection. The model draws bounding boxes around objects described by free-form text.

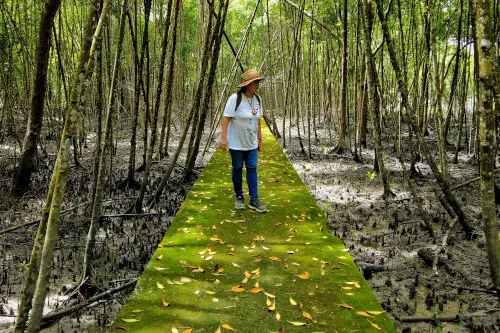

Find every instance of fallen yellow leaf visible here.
[182,329,193,333]
[215,326,221,333]
[276,312,281,321]
[266,298,272,306]
[337,303,354,309]
[221,323,235,330]
[269,256,280,261]
[232,262,242,267]
[217,267,224,273]
[250,287,264,293]
[366,310,386,315]
[154,267,167,271]
[172,328,179,333]
[263,291,276,298]
[356,311,371,317]
[162,299,170,307]
[229,285,245,292]
[290,298,297,305]
[368,320,383,331]
[244,270,252,278]
[251,268,260,274]
[268,299,276,311]
[157,282,164,289]
[157,254,163,260]
[287,321,306,326]
[303,312,313,321]
[297,272,310,279]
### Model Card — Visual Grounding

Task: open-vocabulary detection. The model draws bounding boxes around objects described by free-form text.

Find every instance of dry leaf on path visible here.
[229,285,245,292]
[114,326,129,331]
[287,321,306,326]
[356,311,371,317]
[368,320,384,331]
[367,310,386,315]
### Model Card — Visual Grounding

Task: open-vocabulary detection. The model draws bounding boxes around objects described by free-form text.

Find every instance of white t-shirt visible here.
[223,93,263,150]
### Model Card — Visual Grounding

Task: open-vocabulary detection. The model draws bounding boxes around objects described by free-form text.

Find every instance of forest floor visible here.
[0,121,499,332]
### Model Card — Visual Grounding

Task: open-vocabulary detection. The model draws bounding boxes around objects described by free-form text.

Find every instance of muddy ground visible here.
[1,122,499,333]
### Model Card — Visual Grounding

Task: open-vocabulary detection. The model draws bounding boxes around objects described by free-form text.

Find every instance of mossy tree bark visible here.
[14,1,103,331]
[11,0,62,197]
[476,0,500,300]
[20,1,111,332]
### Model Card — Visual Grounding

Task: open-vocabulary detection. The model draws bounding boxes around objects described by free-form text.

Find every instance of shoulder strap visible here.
[235,92,262,112]
[255,93,261,107]
[235,92,242,112]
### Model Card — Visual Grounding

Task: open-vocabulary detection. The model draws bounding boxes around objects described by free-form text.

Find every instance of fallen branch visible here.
[0,201,90,235]
[101,212,162,218]
[445,284,498,295]
[40,278,138,328]
[397,309,500,323]
[451,169,500,191]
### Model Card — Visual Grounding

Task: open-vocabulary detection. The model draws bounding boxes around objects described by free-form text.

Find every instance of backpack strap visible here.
[235,92,262,112]
[235,92,242,112]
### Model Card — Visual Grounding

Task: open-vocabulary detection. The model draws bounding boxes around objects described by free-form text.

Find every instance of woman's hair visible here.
[237,86,247,94]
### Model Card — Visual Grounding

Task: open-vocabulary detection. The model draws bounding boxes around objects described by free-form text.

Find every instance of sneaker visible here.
[249,199,267,212]
[235,196,245,210]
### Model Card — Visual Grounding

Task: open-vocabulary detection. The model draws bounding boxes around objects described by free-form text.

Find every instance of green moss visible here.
[110,125,396,333]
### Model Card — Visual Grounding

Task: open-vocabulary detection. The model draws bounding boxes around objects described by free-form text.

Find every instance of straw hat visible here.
[237,69,264,88]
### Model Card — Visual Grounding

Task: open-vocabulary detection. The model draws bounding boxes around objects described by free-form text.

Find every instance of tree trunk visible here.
[133,0,174,213]
[373,0,473,235]
[334,0,349,154]
[361,0,393,199]
[476,0,500,300]
[83,0,129,282]
[11,0,62,197]
[22,1,111,331]
[14,1,103,331]
[184,0,230,178]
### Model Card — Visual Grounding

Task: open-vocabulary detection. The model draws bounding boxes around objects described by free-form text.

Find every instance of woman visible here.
[219,69,267,212]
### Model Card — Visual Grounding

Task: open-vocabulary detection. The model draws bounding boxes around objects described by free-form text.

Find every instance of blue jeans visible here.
[229,148,259,201]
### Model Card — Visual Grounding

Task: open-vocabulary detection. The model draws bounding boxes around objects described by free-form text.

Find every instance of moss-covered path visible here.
[110,125,396,333]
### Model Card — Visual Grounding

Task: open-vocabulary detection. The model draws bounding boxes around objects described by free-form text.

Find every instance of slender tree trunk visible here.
[476,0,500,300]
[158,0,181,159]
[123,0,153,188]
[334,0,349,154]
[22,2,111,331]
[14,1,103,331]
[361,0,393,199]
[12,0,62,197]
[83,0,128,282]
[133,0,175,213]
[373,0,473,235]
[184,0,229,178]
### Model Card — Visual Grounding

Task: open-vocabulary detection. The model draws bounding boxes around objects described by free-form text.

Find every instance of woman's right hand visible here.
[219,138,228,150]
